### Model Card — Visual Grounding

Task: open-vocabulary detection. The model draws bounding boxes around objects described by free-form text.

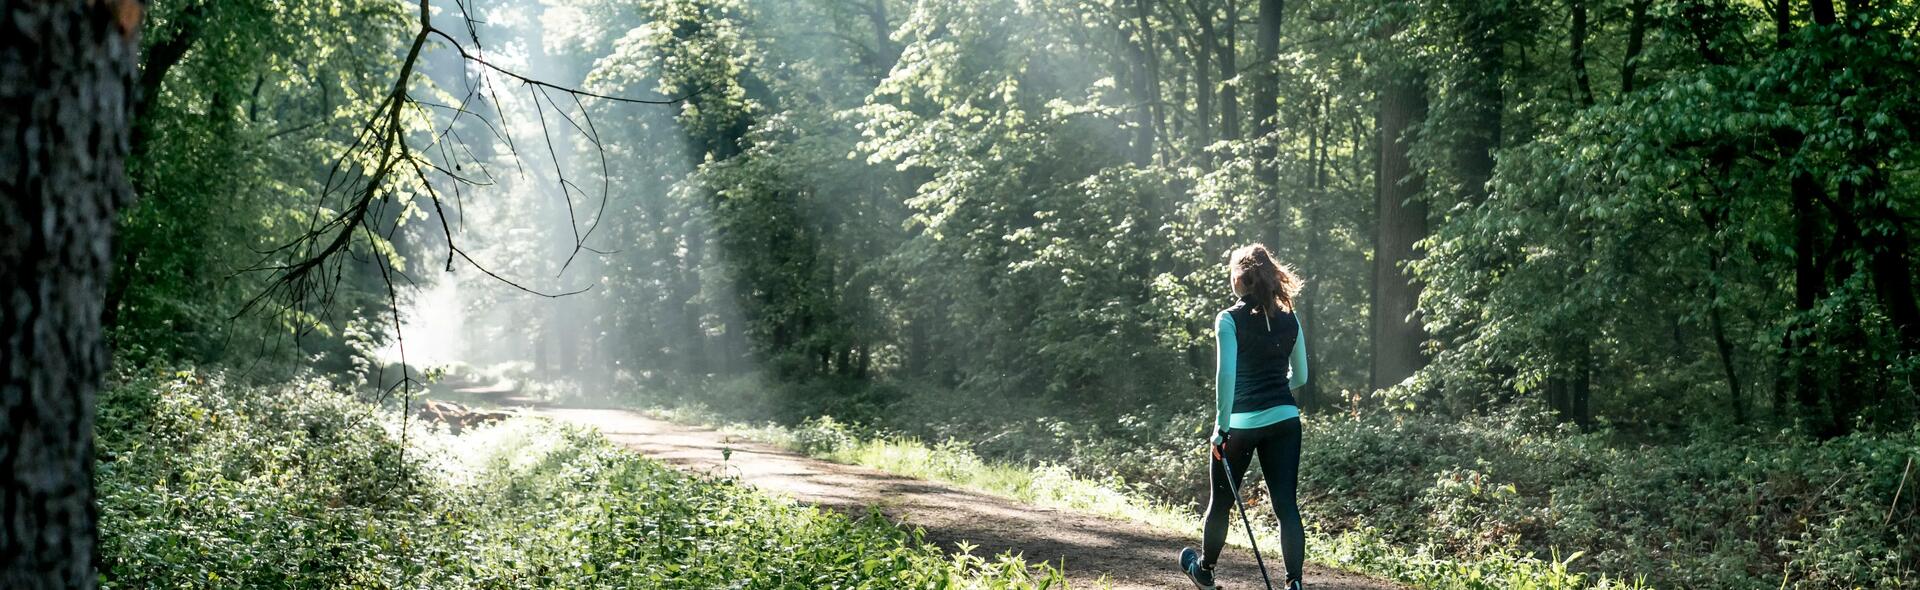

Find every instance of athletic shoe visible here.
[1287,579,1304,590]
[1179,547,1218,589]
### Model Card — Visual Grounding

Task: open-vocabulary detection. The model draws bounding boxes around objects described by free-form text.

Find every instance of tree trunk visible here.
[680,232,710,375]
[1543,332,1593,425]
[1570,0,1594,107]
[1570,337,1592,426]
[1215,0,1240,141]
[1698,151,1750,427]
[1767,2,1818,423]
[1819,1,1916,358]
[1807,186,1869,437]
[1190,13,1215,158]
[1706,253,1747,426]
[865,0,900,68]
[1,1,141,588]
[856,344,872,379]
[1141,0,1166,161]
[108,1,207,332]
[1809,0,1837,26]
[1785,171,1827,421]
[1298,93,1327,411]
[1863,199,1920,357]
[1251,0,1283,187]
[1621,0,1650,93]
[1775,0,1792,48]
[1370,72,1429,392]
[1453,3,1503,205]
[1546,367,1568,415]
[1123,0,1159,165]
[130,1,202,160]
[558,305,580,375]
[1170,35,1191,151]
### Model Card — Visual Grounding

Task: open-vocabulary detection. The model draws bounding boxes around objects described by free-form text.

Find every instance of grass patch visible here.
[628,372,1920,589]
[641,407,1646,590]
[96,369,1072,589]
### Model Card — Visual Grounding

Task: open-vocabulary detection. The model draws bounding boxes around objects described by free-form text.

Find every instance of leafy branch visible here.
[234,0,698,436]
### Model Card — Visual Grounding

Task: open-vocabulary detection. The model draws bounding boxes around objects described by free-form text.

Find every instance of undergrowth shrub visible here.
[419,421,1067,588]
[96,369,428,587]
[638,373,1920,589]
[1307,407,1920,589]
[96,368,1069,589]
[795,415,858,454]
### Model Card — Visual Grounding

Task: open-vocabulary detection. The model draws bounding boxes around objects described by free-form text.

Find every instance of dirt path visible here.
[530,406,1405,590]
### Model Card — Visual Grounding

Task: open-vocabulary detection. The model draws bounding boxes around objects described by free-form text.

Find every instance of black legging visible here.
[1201,417,1303,582]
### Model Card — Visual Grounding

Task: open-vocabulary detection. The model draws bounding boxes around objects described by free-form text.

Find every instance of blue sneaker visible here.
[1287,579,1303,590]
[1179,547,1217,589]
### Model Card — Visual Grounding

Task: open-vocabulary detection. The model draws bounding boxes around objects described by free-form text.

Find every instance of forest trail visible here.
[528,406,1406,590]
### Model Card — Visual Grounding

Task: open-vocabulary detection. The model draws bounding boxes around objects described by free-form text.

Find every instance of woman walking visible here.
[1179,244,1308,590]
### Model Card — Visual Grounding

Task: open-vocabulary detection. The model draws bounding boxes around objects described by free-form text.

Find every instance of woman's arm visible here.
[1215,311,1237,435]
[1288,316,1308,391]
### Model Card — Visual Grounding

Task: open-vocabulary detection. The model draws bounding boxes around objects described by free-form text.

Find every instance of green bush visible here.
[636,374,1919,589]
[993,401,1920,588]
[96,369,1069,589]
[1305,408,1920,589]
[431,421,1069,588]
[96,369,429,587]
[795,415,859,454]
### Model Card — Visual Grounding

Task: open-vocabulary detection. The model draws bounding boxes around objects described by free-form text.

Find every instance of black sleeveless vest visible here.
[1225,295,1299,413]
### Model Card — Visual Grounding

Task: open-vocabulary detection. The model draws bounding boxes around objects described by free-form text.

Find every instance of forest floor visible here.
[488,398,1407,590]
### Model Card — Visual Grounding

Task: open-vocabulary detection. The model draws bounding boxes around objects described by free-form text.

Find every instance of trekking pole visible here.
[1215,444,1276,590]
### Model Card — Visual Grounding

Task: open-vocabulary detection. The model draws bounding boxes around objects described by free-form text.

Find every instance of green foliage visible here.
[1318,530,1644,590]
[658,405,1669,590]
[1412,3,1920,432]
[96,369,429,587]
[96,370,1069,589]
[662,393,1920,589]
[134,0,1920,442]
[532,0,1378,415]
[422,421,1068,588]
[794,414,860,454]
[1307,408,1920,588]
[117,0,414,377]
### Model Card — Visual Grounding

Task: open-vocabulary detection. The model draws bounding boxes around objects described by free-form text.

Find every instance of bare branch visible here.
[425,27,702,106]
[453,246,595,298]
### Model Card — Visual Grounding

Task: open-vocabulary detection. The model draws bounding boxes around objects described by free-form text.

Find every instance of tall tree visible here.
[1772,0,1832,428]
[1251,0,1283,187]
[1451,1,1504,205]
[1299,92,1330,410]
[1213,0,1240,140]
[1798,0,1920,365]
[1621,0,1650,93]
[1186,6,1216,155]
[1123,0,1160,164]
[1,0,142,587]
[1179,0,1216,156]
[1808,0,1836,24]
[1371,71,1429,392]
[1570,0,1594,107]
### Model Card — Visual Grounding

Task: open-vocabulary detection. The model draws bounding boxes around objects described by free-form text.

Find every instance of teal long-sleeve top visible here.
[1215,310,1307,432]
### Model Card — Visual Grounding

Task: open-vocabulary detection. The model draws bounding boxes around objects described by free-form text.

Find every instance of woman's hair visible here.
[1230,244,1303,316]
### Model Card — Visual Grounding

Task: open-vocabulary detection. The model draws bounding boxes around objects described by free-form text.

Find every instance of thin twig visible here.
[1888,456,1914,526]
[452,246,594,298]
[425,27,701,106]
